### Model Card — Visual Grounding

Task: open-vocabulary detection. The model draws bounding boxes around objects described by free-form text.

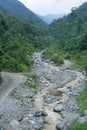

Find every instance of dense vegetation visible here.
[44,3,87,68]
[0,0,47,27]
[71,122,87,130]
[0,10,53,74]
[0,12,34,72]
[0,1,87,129]
[0,1,87,77]
[70,86,87,130]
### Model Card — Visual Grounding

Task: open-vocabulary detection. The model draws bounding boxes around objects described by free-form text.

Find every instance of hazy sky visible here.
[19,0,87,15]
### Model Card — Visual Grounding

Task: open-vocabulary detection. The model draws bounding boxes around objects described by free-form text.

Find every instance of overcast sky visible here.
[19,0,87,16]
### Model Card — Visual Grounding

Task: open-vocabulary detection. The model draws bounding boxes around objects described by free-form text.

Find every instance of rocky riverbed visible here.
[0,52,87,130]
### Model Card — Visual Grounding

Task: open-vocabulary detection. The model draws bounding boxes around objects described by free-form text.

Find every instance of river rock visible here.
[56,122,64,130]
[0,126,4,130]
[34,110,48,117]
[78,116,87,123]
[9,119,19,130]
[84,110,87,115]
[34,125,43,130]
[53,104,63,112]
[78,110,87,123]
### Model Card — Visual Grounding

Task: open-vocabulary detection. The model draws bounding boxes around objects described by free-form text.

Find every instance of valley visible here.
[0,52,86,130]
[0,1,87,130]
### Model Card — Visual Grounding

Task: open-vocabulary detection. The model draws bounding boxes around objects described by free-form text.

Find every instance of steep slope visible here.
[49,2,87,38]
[44,2,87,69]
[76,2,87,21]
[0,0,47,26]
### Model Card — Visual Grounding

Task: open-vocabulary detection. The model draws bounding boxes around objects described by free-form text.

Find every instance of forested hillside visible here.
[0,11,34,73]
[0,0,87,74]
[0,1,87,130]
[0,1,87,78]
[0,11,53,74]
[0,0,47,26]
[44,2,87,69]
[76,2,87,21]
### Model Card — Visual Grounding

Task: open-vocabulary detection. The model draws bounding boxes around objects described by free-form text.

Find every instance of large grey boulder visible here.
[53,104,63,112]
[56,122,64,130]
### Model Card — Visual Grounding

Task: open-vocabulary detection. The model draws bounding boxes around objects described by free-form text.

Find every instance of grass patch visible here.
[9,88,17,98]
[70,85,87,130]
[43,48,64,66]
[44,47,87,68]
[9,88,21,100]
[19,63,29,72]
[0,78,3,86]
[69,51,87,69]
[24,73,39,89]
[0,114,3,120]
[77,85,87,113]
[70,121,87,130]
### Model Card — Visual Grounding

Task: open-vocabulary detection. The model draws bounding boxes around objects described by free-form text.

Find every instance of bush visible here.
[77,85,87,113]
[71,122,87,130]
[84,59,87,69]
[24,74,39,89]
[51,53,64,65]
[70,86,87,130]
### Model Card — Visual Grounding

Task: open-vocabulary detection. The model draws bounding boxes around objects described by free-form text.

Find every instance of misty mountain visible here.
[0,0,47,27]
[39,14,67,24]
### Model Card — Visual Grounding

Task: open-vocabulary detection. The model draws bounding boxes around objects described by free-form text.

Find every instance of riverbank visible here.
[0,52,87,130]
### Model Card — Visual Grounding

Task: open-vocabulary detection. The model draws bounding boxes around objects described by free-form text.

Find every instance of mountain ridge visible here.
[0,0,47,26]
[39,13,67,24]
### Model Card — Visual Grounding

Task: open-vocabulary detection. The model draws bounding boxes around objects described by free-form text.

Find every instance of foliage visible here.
[9,88,18,99]
[33,35,54,49]
[77,85,87,113]
[0,34,34,72]
[0,114,3,120]
[44,45,64,65]
[84,59,87,69]
[24,74,39,89]
[70,85,87,130]
[1,1,87,76]
[0,11,49,73]
[70,121,87,130]
[44,3,87,69]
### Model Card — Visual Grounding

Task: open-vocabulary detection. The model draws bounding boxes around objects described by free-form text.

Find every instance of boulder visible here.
[56,122,64,130]
[34,110,48,117]
[84,110,87,115]
[53,104,63,112]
